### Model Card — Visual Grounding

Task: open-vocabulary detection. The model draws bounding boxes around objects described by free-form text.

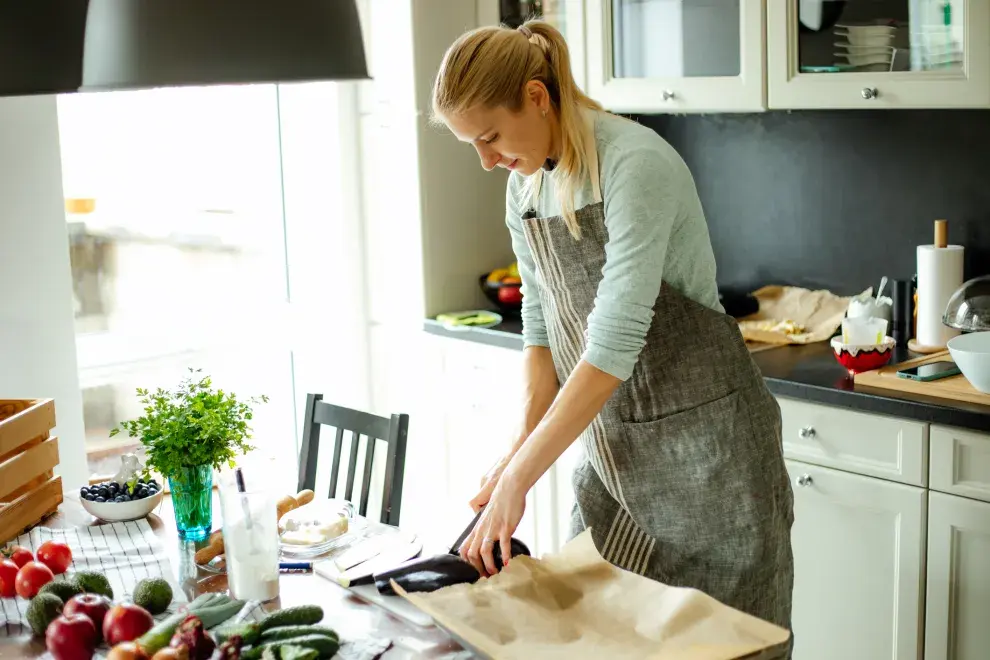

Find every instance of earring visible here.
[541,109,547,119]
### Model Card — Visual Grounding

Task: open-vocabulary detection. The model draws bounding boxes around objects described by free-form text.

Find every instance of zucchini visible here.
[258,626,338,643]
[257,606,324,632]
[242,634,339,660]
[137,594,244,654]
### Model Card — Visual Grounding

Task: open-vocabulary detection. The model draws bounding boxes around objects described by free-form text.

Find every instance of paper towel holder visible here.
[909,218,965,354]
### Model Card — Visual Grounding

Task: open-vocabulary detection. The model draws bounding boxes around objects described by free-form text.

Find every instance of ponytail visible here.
[432,20,602,239]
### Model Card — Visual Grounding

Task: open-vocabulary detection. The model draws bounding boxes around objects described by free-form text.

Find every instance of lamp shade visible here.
[0,2,88,97]
[81,0,369,92]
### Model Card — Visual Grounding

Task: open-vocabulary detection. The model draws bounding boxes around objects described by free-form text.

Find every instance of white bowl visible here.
[81,488,164,523]
[947,331,990,394]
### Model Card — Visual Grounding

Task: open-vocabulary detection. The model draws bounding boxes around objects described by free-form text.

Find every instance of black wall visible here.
[635,111,990,297]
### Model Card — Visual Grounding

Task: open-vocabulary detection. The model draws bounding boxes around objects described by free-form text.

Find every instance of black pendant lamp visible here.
[81,0,369,92]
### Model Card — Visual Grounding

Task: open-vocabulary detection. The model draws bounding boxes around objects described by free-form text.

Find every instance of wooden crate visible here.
[0,399,62,544]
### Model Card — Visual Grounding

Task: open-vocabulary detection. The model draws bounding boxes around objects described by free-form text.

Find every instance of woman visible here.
[432,20,794,632]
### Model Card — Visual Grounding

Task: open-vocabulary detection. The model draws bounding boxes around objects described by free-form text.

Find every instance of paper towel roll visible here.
[916,244,964,348]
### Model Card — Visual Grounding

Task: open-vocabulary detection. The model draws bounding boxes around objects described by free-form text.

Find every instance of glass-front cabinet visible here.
[768,0,990,108]
[585,0,766,113]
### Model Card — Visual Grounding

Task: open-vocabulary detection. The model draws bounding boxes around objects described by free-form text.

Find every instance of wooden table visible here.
[3,494,471,659]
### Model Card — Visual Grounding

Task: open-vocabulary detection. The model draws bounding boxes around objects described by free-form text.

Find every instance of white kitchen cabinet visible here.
[767,0,990,109]
[930,424,990,503]
[585,0,766,113]
[925,491,990,660]
[786,459,926,660]
[777,397,928,486]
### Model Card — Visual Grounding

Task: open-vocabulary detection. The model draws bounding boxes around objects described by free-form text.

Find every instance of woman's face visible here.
[442,81,555,177]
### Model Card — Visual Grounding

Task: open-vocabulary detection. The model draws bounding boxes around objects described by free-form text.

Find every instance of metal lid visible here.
[943,275,990,332]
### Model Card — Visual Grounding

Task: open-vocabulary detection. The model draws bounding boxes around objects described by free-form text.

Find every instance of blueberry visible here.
[135,487,148,499]
[149,480,160,490]
[121,494,131,502]
[108,482,120,494]
[95,496,106,503]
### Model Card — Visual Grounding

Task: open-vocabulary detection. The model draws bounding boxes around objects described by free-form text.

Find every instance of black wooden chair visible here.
[296,393,409,527]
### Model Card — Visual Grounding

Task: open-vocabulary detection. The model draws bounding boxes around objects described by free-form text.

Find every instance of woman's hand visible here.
[470,452,514,513]
[460,474,527,576]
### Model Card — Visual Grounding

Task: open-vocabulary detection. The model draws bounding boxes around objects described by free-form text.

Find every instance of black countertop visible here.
[424,319,990,433]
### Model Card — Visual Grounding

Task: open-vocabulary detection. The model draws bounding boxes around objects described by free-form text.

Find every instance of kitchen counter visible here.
[424,318,990,433]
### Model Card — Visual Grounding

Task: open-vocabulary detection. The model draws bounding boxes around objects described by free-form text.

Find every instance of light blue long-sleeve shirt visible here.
[505,111,723,381]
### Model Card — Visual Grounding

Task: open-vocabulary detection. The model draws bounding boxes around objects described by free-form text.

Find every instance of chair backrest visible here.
[296,393,408,527]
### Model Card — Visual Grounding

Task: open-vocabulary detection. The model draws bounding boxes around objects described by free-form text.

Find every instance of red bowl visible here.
[830,336,895,374]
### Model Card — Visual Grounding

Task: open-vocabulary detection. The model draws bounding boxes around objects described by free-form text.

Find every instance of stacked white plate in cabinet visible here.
[834,22,897,72]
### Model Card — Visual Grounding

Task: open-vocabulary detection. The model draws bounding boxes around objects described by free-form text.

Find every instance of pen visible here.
[279,561,313,572]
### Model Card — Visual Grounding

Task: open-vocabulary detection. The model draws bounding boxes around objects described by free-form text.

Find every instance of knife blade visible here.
[449,507,485,555]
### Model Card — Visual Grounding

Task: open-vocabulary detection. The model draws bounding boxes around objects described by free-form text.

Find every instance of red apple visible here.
[46,614,97,660]
[63,594,112,641]
[103,603,154,646]
[497,285,522,305]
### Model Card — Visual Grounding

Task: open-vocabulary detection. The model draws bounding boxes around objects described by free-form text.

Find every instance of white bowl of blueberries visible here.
[80,478,164,523]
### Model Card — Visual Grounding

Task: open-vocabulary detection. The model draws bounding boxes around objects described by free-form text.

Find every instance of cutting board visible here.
[854,351,990,407]
[313,538,434,628]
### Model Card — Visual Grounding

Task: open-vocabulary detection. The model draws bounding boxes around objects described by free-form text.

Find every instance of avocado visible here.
[132,577,173,615]
[27,593,63,636]
[71,571,114,599]
[37,579,83,602]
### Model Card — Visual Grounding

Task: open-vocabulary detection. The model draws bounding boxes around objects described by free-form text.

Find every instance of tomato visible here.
[0,559,18,597]
[2,545,34,568]
[37,541,73,574]
[15,560,55,599]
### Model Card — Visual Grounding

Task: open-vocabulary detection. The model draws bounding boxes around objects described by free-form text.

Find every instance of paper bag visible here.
[737,285,868,345]
[395,531,790,659]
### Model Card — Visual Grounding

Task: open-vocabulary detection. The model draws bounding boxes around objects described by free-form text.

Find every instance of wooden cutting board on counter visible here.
[854,351,990,407]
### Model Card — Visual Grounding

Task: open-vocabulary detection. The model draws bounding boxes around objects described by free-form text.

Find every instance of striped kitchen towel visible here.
[0,518,199,635]
[1,521,390,658]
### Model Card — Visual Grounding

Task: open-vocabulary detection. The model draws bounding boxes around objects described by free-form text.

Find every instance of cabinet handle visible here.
[798,426,816,439]
[861,87,879,100]
[662,90,676,101]
[796,474,813,487]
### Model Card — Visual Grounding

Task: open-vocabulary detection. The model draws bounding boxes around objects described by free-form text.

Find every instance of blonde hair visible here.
[431,20,603,239]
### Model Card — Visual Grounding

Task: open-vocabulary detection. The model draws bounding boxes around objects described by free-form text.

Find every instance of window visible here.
[57,85,298,485]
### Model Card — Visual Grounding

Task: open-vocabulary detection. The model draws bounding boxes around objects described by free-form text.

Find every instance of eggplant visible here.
[374,537,533,596]
[375,554,481,595]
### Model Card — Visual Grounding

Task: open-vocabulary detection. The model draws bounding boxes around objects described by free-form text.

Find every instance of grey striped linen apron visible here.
[520,139,795,645]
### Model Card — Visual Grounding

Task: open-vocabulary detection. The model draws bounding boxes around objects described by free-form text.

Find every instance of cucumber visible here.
[258,626,338,643]
[214,621,262,645]
[257,606,324,632]
[242,634,339,660]
[279,645,320,660]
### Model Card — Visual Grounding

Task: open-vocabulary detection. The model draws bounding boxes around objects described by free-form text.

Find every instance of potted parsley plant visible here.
[111,368,268,540]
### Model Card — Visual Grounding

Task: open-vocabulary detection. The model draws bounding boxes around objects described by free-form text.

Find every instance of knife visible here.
[449,507,485,555]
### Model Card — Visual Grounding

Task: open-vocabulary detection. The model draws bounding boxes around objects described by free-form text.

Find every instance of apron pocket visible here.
[615,389,770,549]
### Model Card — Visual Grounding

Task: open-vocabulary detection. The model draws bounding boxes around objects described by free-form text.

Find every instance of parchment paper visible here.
[395,531,790,660]
[737,285,869,345]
